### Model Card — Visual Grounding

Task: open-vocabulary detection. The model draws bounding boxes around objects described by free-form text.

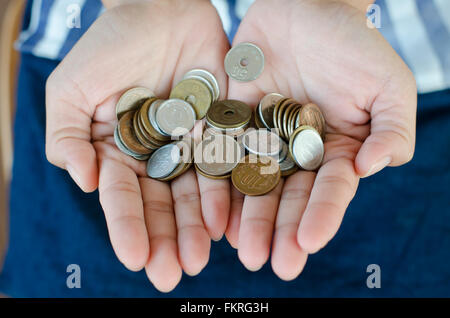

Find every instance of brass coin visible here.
[272,98,288,133]
[137,107,167,148]
[170,78,212,119]
[133,109,158,150]
[139,98,171,142]
[296,103,326,141]
[118,111,152,155]
[206,100,252,129]
[276,99,294,139]
[254,106,266,129]
[195,165,231,180]
[281,102,298,139]
[231,154,281,196]
[281,166,299,177]
[116,87,154,119]
[287,107,301,137]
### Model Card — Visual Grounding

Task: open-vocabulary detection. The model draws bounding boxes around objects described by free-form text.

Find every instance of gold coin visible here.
[139,98,171,142]
[281,166,299,177]
[281,102,298,139]
[206,100,252,129]
[170,78,212,119]
[116,87,154,119]
[287,106,301,137]
[276,99,294,139]
[296,103,326,141]
[231,154,281,196]
[118,111,152,155]
[254,106,266,129]
[272,98,287,131]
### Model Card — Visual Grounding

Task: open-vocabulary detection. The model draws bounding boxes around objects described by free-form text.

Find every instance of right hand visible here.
[45,0,230,292]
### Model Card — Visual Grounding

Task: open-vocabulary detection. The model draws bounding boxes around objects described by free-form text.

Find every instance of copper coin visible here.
[231,154,281,196]
[118,111,153,155]
[133,109,158,150]
[140,99,171,142]
[116,87,154,120]
[296,103,326,141]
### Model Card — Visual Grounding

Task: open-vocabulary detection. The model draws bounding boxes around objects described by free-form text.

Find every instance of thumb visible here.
[45,72,98,193]
[355,72,417,177]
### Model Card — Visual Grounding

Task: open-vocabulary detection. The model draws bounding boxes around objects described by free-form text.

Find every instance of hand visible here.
[45,0,230,292]
[225,0,416,280]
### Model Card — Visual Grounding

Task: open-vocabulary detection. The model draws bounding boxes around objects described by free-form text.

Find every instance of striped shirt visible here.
[16,0,450,94]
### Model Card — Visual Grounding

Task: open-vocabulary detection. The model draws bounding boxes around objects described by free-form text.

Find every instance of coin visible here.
[118,111,153,155]
[170,78,211,119]
[156,99,196,137]
[133,108,158,150]
[258,93,284,129]
[206,100,252,129]
[114,126,150,160]
[296,103,326,140]
[148,99,169,137]
[225,42,264,82]
[242,129,282,157]
[289,125,324,171]
[158,140,193,181]
[231,155,281,196]
[116,87,154,119]
[195,165,231,180]
[183,69,220,102]
[279,154,296,172]
[194,135,241,176]
[146,143,182,179]
[139,98,171,142]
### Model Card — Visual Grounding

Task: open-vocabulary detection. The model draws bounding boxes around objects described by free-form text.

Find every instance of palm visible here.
[225,0,415,279]
[47,0,230,292]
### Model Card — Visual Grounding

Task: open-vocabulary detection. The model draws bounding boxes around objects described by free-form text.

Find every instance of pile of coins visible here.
[113,43,328,196]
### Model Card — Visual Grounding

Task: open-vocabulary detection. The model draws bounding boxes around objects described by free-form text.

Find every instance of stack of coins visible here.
[170,69,220,119]
[146,140,193,182]
[205,99,252,137]
[255,93,326,171]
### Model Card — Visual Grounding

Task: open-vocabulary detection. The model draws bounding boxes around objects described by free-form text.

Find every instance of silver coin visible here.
[205,119,248,136]
[148,99,168,136]
[194,135,241,176]
[115,87,154,119]
[224,42,265,82]
[279,155,296,172]
[242,129,282,157]
[292,128,324,170]
[147,143,181,179]
[258,93,284,129]
[183,69,220,102]
[155,99,196,137]
[114,126,149,160]
[272,138,288,163]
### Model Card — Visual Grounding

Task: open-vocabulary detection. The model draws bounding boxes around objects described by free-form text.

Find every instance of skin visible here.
[45,0,416,291]
[45,0,231,292]
[225,0,416,280]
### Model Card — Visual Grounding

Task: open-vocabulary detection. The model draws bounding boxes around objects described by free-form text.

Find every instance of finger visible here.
[271,171,315,281]
[46,79,98,192]
[297,156,359,254]
[171,169,211,276]
[238,181,284,271]
[225,186,244,249]
[140,177,182,293]
[196,174,230,241]
[96,143,149,271]
[356,75,417,177]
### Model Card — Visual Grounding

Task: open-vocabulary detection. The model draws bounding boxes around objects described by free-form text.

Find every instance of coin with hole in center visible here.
[224,42,264,82]
[170,78,211,119]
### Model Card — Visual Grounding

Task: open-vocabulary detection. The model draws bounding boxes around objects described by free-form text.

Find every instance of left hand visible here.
[224,0,417,280]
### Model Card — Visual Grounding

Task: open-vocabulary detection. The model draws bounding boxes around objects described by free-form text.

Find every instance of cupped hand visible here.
[225,0,417,280]
[45,0,230,292]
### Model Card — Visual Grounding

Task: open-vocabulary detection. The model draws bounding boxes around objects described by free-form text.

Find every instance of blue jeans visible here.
[0,50,449,297]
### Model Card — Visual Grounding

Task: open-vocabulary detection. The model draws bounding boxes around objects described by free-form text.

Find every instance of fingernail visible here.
[363,156,391,178]
[66,164,83,189]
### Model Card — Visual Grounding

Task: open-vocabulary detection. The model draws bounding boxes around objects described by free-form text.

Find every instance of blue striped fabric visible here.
[15,0,450,93]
